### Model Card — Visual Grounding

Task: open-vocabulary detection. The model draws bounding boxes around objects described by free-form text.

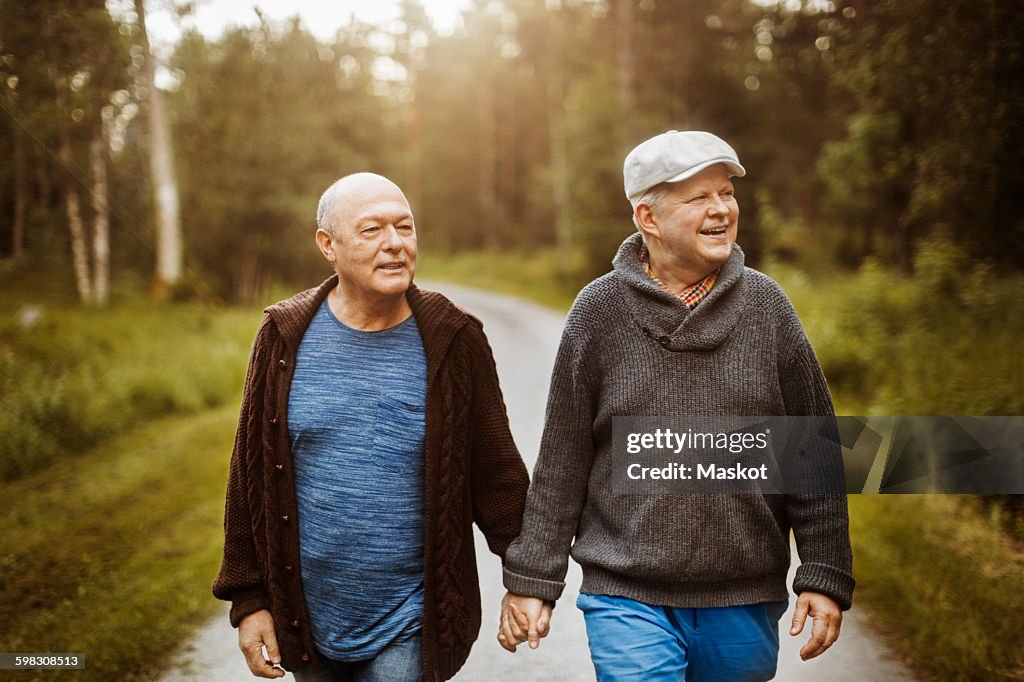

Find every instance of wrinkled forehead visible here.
[334,181,413,227]
[351,201,415,226]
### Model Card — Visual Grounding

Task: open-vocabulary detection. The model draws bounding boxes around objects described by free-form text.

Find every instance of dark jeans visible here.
[292,634,422,682]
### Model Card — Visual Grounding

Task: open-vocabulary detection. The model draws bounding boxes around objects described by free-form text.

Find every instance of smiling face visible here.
[316,174,417,302]
[635,163,739,285]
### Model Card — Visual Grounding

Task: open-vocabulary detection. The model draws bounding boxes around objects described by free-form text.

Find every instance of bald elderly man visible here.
[213,173,529,682]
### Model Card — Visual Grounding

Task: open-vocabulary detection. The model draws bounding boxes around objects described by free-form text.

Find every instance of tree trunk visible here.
[90,124,110,304]
[64,188,93,303]
[12,124,26,264]
[135,0,182,295]
[56,73,93,304]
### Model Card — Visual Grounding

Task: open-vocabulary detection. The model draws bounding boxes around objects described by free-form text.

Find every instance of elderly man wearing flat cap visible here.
[496,131,854,681]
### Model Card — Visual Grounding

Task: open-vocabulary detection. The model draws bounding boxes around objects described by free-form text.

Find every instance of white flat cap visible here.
[624,130,746,201]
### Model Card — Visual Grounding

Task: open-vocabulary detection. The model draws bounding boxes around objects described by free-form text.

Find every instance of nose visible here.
[381,224,403,250]
[707,193,728,216]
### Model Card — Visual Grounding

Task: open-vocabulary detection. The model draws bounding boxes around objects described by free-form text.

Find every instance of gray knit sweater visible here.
[503,232,855,610]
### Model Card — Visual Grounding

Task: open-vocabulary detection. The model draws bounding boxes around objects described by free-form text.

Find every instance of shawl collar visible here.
[612,231,749,351]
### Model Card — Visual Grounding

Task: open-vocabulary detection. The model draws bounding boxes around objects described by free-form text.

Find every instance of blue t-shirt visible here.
[288,299,426,661]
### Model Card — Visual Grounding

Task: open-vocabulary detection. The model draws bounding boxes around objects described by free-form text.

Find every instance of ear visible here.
[634,203,660,241]
[315,229,337,264]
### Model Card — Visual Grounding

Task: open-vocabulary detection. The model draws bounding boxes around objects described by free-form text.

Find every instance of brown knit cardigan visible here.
[212,276,530,681]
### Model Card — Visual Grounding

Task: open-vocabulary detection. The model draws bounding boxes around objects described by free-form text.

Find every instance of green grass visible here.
[0,272,259,482]
[849,495,1024,680]
[0,406,237,681]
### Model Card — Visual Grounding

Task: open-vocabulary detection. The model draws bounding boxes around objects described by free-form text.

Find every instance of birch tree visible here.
[134,0,182,295]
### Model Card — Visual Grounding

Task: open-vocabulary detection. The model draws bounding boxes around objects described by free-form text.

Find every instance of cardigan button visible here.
[270,416,279,425]
[275,463,284,471]
[301,653,310,662]
[658,336,670,346]
[278,359,287,368]
[281,514,289,522]
[285,564,294,573]
[291,618,300,628]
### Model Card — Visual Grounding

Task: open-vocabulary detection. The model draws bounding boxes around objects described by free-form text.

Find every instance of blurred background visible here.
[0,0,1022,680]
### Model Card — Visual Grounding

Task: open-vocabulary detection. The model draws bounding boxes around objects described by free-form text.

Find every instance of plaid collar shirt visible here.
[639,245,718,309]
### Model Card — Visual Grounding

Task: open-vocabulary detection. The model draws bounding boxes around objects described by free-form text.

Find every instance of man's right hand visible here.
[238,609,285,679]
[498,591,553,653]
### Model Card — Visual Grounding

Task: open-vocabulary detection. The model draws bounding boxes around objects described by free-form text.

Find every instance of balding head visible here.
[313,172,418,303]
[316,173,411,239]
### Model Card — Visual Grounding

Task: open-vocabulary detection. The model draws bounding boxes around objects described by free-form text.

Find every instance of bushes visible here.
[0,301,257,482]
[769,234,1023,416]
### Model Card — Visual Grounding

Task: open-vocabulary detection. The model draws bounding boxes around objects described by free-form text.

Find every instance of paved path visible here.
[162,282,915,681]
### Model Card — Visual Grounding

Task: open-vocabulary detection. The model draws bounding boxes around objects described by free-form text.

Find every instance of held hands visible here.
[790,591,843,661]
[238,609,286,679]
[497,591,553,653]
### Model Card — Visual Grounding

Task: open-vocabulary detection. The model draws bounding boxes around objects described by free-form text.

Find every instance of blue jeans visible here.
[577,593,788,682]
[292,633,421,682]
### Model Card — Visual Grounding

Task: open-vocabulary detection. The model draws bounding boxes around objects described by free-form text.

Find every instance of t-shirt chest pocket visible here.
[371,394,426,473]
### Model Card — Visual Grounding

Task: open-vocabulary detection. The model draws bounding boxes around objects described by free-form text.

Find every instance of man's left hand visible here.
[790,591,842,661]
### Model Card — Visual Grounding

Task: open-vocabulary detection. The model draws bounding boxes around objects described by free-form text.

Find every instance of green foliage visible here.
[565,63,636,282]
[817,111,908,264]
[848,495,1024,681]
[768,235,1023,416]
[820,0,1024,268]
[170,19,395,301]
[752,187,823,271]
[0,0,133,270]
[0,285,256,482]
[4,1,1020,298]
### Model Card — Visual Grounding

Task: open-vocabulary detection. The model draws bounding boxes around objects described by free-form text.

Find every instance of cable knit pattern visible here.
[433,355,468,649]
[213,276,529,680]
[503,233,854,611]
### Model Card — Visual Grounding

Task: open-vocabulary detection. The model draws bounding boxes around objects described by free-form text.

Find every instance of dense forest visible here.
[1,0,1022,302]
